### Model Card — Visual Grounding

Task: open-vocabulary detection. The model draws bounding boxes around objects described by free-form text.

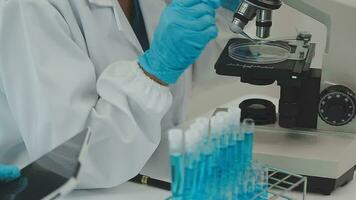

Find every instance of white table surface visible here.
[64,172,356,200]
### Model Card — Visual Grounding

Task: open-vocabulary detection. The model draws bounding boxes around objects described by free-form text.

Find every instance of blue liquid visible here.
[212,145,224,198]
[184,167,195,199]
[244,132,254,166]
[227,144,235,170]
[256,185,269,200]
[219,134,229,175]
[205,153,215,198]
[235,140,244,169]
[196,153,213,199]
[170,154,184,199]
[175,119,262,199]
[184,153,196,199]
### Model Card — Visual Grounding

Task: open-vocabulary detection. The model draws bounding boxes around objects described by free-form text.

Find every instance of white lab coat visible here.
[0,0,234,189]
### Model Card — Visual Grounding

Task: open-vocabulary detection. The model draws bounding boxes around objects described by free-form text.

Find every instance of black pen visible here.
[129,174,171,191]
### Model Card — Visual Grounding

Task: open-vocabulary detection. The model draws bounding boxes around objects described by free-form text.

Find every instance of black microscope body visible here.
[215,36,321,129]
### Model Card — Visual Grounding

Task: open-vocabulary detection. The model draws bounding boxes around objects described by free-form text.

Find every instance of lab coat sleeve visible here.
[0,0,172,188]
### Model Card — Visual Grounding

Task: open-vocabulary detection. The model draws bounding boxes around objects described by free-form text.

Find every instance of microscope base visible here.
[299,167,355,195]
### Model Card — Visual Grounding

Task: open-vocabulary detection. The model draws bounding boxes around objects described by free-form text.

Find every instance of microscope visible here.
[215,0,356,195]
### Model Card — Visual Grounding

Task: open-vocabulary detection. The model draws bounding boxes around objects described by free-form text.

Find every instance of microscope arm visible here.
[282,0,331,53]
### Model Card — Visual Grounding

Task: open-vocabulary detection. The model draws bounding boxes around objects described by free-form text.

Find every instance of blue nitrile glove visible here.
[221,0,241,11]
[139,0,221,84]
[0,164,21,182]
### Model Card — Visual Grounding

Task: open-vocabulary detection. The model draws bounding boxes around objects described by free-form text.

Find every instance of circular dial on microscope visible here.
[319,85,356,126]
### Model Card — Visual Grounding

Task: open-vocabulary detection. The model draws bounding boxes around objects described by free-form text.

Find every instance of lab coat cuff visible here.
[97,61,173,114]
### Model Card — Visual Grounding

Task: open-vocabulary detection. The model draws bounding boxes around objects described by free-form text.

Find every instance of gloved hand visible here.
[221,0,241,11]
[139,0,220,84]
[0,165,20,182]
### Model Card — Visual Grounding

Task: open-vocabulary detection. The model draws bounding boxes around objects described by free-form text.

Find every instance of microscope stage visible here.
[215,38,316,86]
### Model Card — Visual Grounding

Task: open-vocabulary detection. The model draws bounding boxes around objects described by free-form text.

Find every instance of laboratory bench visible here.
[65,172,356,200]
[64,93,356,200]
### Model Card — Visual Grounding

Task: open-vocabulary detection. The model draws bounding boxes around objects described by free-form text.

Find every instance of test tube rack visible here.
[166,167,307,200]
[251,167,307,200]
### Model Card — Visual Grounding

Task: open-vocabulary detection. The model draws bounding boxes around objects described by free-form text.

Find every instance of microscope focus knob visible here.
[319,85,356,126]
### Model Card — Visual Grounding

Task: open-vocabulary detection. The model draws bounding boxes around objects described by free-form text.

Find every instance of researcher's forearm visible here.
[78,61,173,188]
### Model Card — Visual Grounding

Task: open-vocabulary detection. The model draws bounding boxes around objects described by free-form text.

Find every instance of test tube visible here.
[248,167,257,200]
[183,129,199,199]
[242,118,255,166]
[225,109,243,199]
[168,129,185,199]
[254,164,269,200]
[219,113,238,199]
[215,113,229,161]
[195,118,209,131]
[209,116,224,199]
[225,110,241,197]
[228,107,241,136]
[192,119,211,198]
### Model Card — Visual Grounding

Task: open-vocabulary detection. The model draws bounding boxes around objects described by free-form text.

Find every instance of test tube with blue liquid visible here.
[216,113,230,190]
[184,119,210,199]
[183,129,200,199]
[227,108,243,198]
[242,118,255,167]
[168,129,185,200]
[210,116,223,199]
[168,111,269,200]
[192,118,211,198]
[255,164,269,200]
